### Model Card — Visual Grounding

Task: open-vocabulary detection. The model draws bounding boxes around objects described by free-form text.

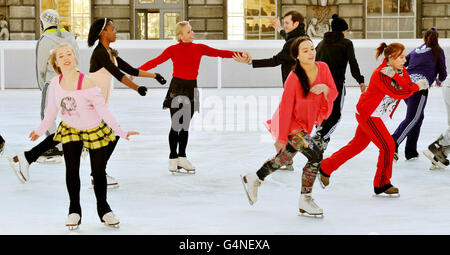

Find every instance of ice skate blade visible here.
[8,157,26,184]
[429,164,445,170]
[278,165,294,171]
[373,193,400,198]
[170,169,196,175]
[67,225,80,231]
[37,156,62,164]
[104,222,120,229]
[423,150,447,169]
[298,209,324,219]
[240,175,255,206]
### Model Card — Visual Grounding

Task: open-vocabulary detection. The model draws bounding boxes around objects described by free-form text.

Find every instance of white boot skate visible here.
[298,193,323,218]
[240,173,262,205]
[168,158,178,174]
[36,147,63,164]
[65,213,81,230]
[102,212,120,228]
[177,157,196,174]
[8,152,29,184]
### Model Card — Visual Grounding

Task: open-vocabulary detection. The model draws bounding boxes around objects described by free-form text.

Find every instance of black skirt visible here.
[163,77,199,113]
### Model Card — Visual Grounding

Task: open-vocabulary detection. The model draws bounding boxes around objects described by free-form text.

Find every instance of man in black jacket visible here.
[314,14,366,153]
[235,11,306,171]
[244,11,307,86]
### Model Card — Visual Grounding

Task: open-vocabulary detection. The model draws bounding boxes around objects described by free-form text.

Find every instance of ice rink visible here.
[1,86,450,235]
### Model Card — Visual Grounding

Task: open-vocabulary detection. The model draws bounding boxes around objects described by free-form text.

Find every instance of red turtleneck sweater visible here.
[138,41,241,80]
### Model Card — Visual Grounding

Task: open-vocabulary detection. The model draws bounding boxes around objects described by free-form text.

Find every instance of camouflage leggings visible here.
[256,131,323,194]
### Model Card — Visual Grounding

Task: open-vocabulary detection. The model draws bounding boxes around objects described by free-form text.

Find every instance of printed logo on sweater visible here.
[60,97,80,117]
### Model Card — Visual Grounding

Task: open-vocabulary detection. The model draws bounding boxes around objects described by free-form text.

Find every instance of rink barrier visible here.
[0,39,449,90]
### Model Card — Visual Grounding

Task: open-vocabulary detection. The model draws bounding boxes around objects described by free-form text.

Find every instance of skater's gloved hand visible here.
[381,66,396,78]
[155,73,167,85]
[416,79,429,90]
[137,86,147,96]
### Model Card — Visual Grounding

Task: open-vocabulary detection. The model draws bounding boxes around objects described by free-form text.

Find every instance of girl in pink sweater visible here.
[241,37,337,216]
[30,43,139,229]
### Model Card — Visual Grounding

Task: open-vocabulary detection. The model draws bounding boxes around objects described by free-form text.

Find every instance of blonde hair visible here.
[49,43,78,75]
[175,21,190,42]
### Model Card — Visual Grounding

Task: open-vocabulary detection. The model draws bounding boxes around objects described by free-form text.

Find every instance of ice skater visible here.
[235,10,307,171]
[0,134,4,154]
[138,20,246,174]
[9,18,165,187]
[313,13,366,153]
[31,43,139,229]
[392,27,447,161]
[318,42,428,197]
[241,36,338,216]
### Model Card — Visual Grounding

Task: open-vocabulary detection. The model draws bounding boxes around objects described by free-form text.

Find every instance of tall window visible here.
[41,0,91,40]
[366,0,416,39]
[228,0,276,40]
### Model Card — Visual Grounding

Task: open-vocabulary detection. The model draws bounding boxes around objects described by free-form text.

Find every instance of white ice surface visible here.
[1,87,450,235]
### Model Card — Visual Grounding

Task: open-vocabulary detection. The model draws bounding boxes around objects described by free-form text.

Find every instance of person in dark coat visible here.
[313,13,366,152]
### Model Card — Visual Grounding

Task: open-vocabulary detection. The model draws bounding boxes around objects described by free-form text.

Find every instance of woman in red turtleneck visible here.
[139,21,247,174]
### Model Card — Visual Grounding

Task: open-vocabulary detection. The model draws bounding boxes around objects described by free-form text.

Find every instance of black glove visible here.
[155,73,167,85]
[137,86,147,96]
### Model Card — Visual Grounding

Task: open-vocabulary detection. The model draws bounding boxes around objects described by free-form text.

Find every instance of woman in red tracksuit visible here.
[319,42,428,195]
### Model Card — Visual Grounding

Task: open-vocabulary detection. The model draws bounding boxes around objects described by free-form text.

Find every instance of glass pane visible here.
[366,18,381,31]
[383,32,398,38]
[245,17,258,34]
[400,0,414,16]
[399,18,414,31]
[58,0,71,17]
[367,0,381,16]
[383,18,398,31]
[164,13,180,39]
[147,12,159,39]
[41,0,57,12]
[245,34,259,40]
[399,32,414,38]
[366,32,382,39]
[260,0,275,17]
[228,16,244,39]
[384,0,399,16]
[163,0,179,3]
[260,17,274,33]
[245,0,259,16]
[59,17,71,32]
[72,17,89,40]
[139,0,154,3]
[137,12,146,40]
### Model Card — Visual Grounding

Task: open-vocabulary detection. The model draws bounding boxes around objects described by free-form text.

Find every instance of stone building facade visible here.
[0,0,449,40]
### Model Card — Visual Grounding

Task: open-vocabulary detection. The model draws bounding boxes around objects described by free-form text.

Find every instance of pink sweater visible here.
[266,62,338,145]
[35,74,127,138]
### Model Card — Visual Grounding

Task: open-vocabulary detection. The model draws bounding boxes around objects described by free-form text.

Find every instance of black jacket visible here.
[252,27,306,86]
[315,31,364,86]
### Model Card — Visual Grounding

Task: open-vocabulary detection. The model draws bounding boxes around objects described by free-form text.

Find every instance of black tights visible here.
[63,141,111,221]
[169,107,194,159]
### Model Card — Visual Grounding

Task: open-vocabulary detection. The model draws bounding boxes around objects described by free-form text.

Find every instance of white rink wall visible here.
[1,39,450,89]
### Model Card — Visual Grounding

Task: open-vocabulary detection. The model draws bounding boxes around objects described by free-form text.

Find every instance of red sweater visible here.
[138,41,240,80]
[266,62,338,145]
[356,59,420,120]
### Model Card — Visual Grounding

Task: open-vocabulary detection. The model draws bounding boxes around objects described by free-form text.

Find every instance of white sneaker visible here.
[65,213,81,230]
[9,152,29,183]
[169,158,178,172]
[177,157,195,171]
[241,173,262,205]
[102,212,120,227]
[299,193,323,216]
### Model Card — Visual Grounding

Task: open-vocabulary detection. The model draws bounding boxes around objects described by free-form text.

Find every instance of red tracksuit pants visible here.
[320,114,395,192]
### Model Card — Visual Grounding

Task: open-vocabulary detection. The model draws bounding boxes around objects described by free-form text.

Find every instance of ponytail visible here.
[376,42,388,60]
[376,42,405,61]
[424,27,441,61]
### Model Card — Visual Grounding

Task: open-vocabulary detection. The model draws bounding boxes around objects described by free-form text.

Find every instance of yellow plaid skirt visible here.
[54,121,116,150]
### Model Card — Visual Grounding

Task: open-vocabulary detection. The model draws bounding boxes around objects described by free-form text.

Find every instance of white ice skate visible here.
[102,212,120,228]
[90,174,120,189]
[8,153,29,184]
[318,172,329,189]
[168,158,178,174]
[36,155,62,164]
[65,213,81,230]
[177,157,196,174]
[298,193,323,218]
[81,148,89,160]
[240,173,261,205]
[423,149,447,170]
